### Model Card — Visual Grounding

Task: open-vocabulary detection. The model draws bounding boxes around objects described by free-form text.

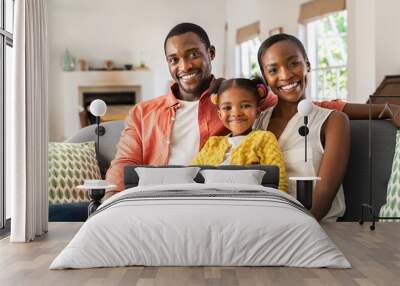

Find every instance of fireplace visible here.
[60,70,153,140]
[79,85,140,127]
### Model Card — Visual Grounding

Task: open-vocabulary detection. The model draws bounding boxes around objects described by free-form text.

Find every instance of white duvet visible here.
[50,183,350,269]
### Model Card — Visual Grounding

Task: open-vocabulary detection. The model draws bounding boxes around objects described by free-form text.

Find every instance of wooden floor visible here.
[0,222,399,286]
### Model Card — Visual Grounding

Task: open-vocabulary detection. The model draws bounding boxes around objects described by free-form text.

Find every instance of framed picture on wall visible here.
[269,27,283,36]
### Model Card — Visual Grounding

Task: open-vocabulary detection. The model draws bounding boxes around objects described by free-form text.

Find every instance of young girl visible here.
[191,78,288,192]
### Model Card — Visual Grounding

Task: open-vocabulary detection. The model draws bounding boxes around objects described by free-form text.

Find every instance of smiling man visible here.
[104,23,232,195]
[164,28,214,101]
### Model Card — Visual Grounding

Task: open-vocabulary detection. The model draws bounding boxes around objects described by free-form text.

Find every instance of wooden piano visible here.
[370,75,400,104]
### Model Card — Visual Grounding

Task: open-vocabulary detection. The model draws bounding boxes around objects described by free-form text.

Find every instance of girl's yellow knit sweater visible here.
[191,130,288,192]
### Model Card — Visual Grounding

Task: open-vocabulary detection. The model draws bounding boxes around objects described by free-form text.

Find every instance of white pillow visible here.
[200,169,266,185]
[135,167,200,186]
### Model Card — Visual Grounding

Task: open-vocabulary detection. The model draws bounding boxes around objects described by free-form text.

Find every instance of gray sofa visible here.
[50,119,397,222]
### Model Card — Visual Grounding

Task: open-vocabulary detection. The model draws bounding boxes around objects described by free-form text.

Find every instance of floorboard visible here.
[0,222,399,286]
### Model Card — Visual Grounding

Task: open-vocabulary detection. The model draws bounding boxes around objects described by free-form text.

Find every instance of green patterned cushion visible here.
[379,129,400,221]
[48,141,101,205]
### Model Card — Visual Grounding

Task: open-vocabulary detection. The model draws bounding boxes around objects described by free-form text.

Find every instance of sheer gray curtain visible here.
[7,0,48,242]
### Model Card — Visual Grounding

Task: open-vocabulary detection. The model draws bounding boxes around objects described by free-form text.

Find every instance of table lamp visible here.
[289,99,320,210]
[297,98,313,162]
[89,99,107,154]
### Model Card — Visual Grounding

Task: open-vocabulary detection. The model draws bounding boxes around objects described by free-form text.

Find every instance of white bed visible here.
[50,183,350,269]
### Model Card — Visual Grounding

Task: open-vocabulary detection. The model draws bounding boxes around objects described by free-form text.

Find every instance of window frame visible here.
[304,11,348,101]
[0,0,14,231]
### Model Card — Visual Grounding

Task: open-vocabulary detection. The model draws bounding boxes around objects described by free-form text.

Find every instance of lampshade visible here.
[89,99,107,117]
[297,99,313,116]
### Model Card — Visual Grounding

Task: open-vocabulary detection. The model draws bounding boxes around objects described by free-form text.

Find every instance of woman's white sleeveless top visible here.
[254,105,345,220]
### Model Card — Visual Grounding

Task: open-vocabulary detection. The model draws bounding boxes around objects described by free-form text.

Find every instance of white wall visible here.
[347,0,400,102]
[347,0,376,103]
[47,0,226,141]
[375,0,400,85]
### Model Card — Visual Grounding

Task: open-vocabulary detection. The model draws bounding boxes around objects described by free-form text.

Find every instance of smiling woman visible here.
[255,33,350,221]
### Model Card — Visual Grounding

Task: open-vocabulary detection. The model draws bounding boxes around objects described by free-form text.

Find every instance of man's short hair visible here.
[164,22,211,53]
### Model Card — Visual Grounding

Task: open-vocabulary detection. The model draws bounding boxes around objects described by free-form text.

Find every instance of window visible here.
[235,21,261,78]
[1,0,14,232]
[236,37,261,78]
[305,11,347,101]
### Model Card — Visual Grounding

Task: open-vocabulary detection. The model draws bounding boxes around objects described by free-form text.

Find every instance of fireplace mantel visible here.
[61,70,153,139]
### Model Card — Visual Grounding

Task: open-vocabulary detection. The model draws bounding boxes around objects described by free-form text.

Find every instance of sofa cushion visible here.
[48,141,101,204]
[65,120,125,177]
[49,202,89,222]
[379,129,400,221]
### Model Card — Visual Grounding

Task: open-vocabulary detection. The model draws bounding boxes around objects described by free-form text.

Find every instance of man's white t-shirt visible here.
[167,100,200,165]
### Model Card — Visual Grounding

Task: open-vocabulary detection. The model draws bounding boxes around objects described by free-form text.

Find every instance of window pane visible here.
[338,67,347,99]
[239,37,261,78]
[0,37,3,228]
[5,44,12,219]
[317,35,347,68]
[0,0,3,29]
[6,0,14,33]
[317,71,324,100]
[240,42,250,77]
[306,11,347,100]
